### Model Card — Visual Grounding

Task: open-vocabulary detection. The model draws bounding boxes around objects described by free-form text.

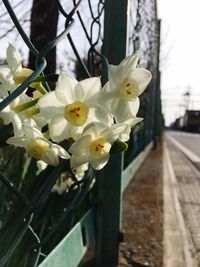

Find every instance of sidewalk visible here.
[165,136,200,266]
[119,138,198,267]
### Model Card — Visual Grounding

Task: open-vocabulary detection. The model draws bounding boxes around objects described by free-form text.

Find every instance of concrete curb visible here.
[163,142,194,267]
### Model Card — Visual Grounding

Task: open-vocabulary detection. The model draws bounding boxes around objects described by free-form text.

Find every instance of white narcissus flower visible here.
[101,53,152,123]
[6,124,70,166]
[38,72,113,142]
[0,43,43,92]
[0,43,23,91]
[0,95,24,136]
[69,122,128,170]
[0,92,45,136]
[0,93,31,124]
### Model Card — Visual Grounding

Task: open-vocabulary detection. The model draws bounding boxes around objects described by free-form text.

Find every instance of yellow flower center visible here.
[90,138,111,158]
[64,101,89,126]
[26,139,49,160]
[119,78,139,100]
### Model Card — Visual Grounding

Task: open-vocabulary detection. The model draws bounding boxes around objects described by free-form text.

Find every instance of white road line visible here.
[167,135,200,163]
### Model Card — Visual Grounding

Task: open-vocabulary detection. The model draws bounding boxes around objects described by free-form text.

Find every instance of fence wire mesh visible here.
[0,0,162,266]
[0,1,105,266]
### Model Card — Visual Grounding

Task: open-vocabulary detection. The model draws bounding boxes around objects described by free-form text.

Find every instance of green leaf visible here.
[110,140,128,154]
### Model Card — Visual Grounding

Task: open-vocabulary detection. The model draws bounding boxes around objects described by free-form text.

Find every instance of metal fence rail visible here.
[0,0,162,266]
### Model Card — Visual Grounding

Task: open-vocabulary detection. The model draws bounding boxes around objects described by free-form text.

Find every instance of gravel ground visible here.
[118,142,163,267]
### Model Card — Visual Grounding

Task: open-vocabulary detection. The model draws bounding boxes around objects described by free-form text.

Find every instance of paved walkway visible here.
[165,136,200,267]
[118,136,200,267]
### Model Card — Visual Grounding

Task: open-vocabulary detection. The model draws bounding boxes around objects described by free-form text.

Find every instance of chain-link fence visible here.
[124,0,163,168]
[0,0,162,266]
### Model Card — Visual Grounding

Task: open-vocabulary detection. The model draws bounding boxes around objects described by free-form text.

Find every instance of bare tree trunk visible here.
[28,0,59,74]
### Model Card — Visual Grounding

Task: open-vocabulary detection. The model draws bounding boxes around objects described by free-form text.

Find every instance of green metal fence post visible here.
[95,1,130,266]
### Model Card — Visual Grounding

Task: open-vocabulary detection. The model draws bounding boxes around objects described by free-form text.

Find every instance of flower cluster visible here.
[0,44,152,171]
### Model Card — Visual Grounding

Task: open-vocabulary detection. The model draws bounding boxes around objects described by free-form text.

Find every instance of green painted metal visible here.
[122,142,153,193]
[95,1,130,266]
[95,155,124,267]
[153,19,161,149]
[102,0,129,64]
[38,208,95,267]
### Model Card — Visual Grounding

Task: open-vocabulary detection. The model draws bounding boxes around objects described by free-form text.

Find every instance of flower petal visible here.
[43,150,59,166]
[70,153,90,168]
[55,72,78,104]
[0,66,15,91]
[38,91,64,121]
[6,136,30,147]
[0,88,8,98]
[99,82,116,112]
[49,114,69,142]
[127,97,140,116]
[74,83,85,100]
[117,118,143,142]
[128,68,152,95]
[69,135,92,155]
[120,52,139,69]
[102,123,128,143]
[36,160,48,174]
[51,144,70,159]
[108,64,125,89]
[12,113,23,136]
[80,77,101,103]
[0,99,12,124]
[22,124,44,139]
[81,122,105,139]
[89,105,113,127]
[111,98,140,123]
[89,154,110,170]
[6,43,22,74]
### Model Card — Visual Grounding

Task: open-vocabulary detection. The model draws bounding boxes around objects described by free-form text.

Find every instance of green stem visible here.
[36,84,47,95]
[13,98,39,113]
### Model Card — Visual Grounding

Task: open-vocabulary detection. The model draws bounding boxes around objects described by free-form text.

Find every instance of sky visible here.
[158,0,200,125]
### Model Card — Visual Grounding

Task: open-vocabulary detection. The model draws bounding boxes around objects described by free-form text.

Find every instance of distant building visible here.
[170,110,200,133]
[182,110,200,132]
